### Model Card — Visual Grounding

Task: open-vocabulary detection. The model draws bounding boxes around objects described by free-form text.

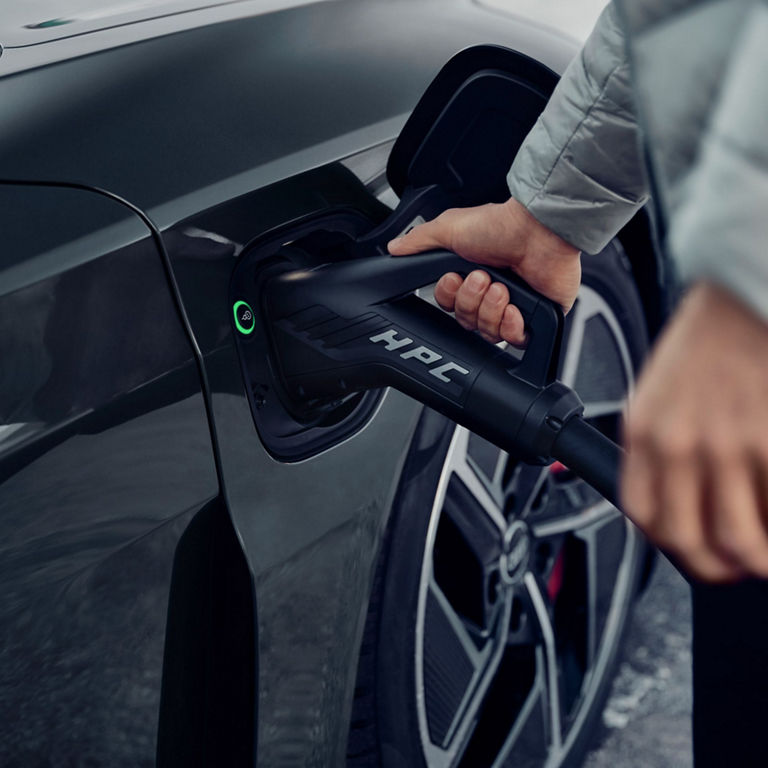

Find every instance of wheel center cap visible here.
[500,520,530,586]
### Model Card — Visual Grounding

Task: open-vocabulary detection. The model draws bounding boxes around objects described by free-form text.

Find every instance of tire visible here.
[347,241,649,768]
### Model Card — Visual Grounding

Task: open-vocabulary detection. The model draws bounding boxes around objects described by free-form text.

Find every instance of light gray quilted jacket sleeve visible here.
[668,2,768,325]
[507,2,648,254]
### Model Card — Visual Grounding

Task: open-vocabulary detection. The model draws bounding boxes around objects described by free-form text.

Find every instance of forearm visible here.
[508,1,648,254]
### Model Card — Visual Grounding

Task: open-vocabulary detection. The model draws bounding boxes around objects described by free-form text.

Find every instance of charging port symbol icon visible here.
[233,300,255,335]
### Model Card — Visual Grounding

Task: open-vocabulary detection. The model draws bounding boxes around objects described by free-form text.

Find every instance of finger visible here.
[707,457,768,578]
[654,450,742,583]
[758,450,768,535]
[499,304,527,347]
[453,270,490,331]
[622,419,741,582]
[434,273,462,312]
[388,219,445,255]
[621,430,657,535]
[476,282,509,343]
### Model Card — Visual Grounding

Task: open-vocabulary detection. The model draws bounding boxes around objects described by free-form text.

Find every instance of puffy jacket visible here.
[508,0,768,323]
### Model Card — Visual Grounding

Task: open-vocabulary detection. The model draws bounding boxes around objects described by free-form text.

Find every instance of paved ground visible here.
[583,555,693,767]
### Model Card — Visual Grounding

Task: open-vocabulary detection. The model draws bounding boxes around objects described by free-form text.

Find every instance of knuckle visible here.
[619,470,648,519]
[710,527,742,561]
[477,318,501,337]
[466,269,490,292]
[455,286,482,313]
[478,302,504,334]
[485,282,508,304]
[632,503,699,555]
[501,305,524,332]
[686,558,741,584]
[658,527,702,559]
[438,207,460,222]
[500,315,523,336]
[658,430,697,462]
[624,410,653,447]
[699,430,743,464]
[625,415,696,461]
[710,524,765,568]
[621,498,651,530]
[454,311,476,331]
[437,272,462,291]
[650,416,694,456]
[753,437,768,466]
[620,490,649,523]
[435,274,461,311]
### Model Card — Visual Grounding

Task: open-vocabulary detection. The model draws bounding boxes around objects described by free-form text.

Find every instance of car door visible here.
[0,182,232,766]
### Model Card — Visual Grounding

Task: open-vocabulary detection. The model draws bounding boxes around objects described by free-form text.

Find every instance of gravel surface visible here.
[583,555,693,768]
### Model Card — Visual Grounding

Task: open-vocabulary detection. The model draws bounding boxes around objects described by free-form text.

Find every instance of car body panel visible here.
[1,0,327,48]
[0,184,219,765]
[0,0,576,228]
[162,160,424,763]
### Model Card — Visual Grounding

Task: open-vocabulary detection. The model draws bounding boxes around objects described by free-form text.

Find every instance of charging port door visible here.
[231,45,560,461]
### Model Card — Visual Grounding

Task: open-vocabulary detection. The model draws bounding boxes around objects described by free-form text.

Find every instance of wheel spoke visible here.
[529,499,620,539]
[453,454,507,535]
[491,675,549,768]
[559,295,592,389]
[582,526,599,668]
[505,464,550,520]
[561,286,636,395]
[420,578,511,762]
[440,470,505,566]
[465,430,510,504]
[577,516,635,670]
[428,577,487,663]
[524,572,562,752]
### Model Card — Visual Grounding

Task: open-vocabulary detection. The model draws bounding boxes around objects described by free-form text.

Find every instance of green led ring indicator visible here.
[233,300,255,335]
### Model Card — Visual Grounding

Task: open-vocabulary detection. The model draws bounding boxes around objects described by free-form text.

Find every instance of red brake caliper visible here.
[546,461,568,601]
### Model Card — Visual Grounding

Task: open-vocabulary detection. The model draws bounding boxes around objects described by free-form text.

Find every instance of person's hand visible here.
[388,198,581,345]
[622,281,768,582]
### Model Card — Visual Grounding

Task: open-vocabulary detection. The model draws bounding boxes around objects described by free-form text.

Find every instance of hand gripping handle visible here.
[264,249,624,506]
[269,249,564,386]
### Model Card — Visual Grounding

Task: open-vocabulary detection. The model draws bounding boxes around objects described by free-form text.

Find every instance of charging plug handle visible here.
[263,250,623,506]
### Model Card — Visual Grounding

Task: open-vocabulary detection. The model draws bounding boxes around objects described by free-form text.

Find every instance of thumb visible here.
[387,219,447,255]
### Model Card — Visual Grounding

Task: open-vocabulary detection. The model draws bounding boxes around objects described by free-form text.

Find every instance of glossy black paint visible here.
[0,0,575,224]
[157,497,256,768]
[387,43,559,200]
[0,184,221,764]
[164,161,426,765]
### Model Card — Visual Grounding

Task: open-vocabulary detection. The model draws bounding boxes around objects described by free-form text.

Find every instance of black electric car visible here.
[0,2,669,766]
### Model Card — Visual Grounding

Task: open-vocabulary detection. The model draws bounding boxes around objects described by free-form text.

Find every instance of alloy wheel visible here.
[414,284,641,768]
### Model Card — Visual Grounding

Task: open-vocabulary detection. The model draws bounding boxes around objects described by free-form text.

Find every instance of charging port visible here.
[230,208,387,462]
